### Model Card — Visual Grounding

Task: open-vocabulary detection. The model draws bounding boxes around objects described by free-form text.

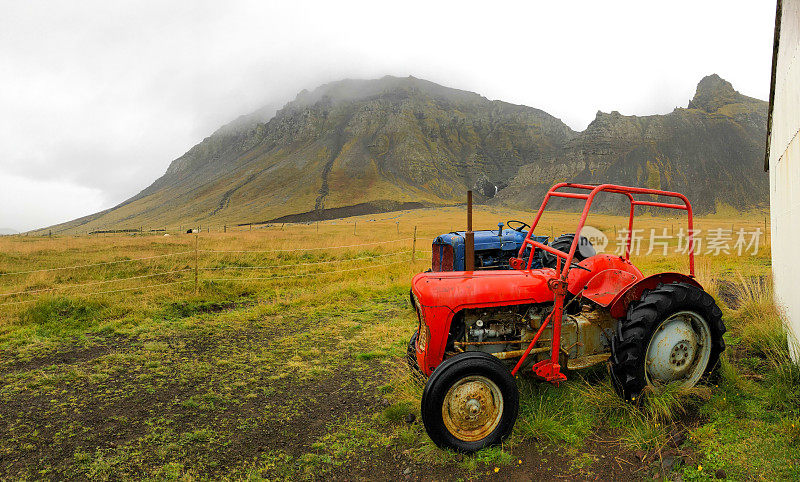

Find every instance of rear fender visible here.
[608,273,703,318]
[566,254,643,294]
[580,269,641,306]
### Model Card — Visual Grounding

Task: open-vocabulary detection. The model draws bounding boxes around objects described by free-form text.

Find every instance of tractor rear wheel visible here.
[610,282,726,401]
[421,351,519,452]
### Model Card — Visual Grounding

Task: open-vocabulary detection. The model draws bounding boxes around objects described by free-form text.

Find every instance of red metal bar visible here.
[549,192,590,200]
[523,240,567,259]
[687,211,695,276]
[520,192,555,269]
[626,195,635,260]
[516,182,694,275]
[511,312,552,376]
[631,200,688,210]
[549,281,566,368]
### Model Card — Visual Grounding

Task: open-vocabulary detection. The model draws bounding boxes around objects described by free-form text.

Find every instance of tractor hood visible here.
[411,254,644,313]
[411,269,558,312]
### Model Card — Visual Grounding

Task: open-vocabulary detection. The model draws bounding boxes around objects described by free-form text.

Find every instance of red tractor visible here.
[408,183,725,452]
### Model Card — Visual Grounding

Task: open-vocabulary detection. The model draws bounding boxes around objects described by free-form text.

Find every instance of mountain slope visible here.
[50,76,575,232]
[44,74,767,233]
[496,74,768,213]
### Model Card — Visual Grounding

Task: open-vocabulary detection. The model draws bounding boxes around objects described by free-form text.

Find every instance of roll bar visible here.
[516,183,695,278]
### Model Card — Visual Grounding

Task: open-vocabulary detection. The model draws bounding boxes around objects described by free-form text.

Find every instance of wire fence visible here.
[0,250,196,277]
[27,213,423,237]
[0,232,420,307]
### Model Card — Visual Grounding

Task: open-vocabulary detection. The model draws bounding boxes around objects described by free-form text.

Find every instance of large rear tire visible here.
[610,282,726,400]
[421,352,519,452]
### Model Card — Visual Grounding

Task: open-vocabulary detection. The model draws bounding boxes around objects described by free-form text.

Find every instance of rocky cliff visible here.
[496,74,768,213]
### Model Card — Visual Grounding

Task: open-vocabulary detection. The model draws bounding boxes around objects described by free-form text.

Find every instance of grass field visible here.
[0,205,796,480]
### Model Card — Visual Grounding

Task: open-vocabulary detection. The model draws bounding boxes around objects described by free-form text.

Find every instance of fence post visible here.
[354,221,357,236]
[316,222,319,233]
[412,226,417,262]
[194,232,199,295]
[396,221,399,235]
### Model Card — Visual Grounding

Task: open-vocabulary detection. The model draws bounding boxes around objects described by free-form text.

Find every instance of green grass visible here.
[17,297,122,339]
[0,209,793,480]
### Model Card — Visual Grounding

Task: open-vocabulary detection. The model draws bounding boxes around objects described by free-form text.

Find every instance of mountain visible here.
[42,74,767,234]
[0,228,19,236]
[495,74,768,213]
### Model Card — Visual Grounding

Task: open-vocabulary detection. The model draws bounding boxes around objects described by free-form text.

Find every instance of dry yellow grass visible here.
[0,205,771,320]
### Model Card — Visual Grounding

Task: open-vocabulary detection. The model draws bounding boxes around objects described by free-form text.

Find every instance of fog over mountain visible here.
[39,74,767,234]
[0,2,775,231]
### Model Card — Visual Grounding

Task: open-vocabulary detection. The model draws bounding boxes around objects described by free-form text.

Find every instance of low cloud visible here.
[0,172,105,232]
[0,0,776,230]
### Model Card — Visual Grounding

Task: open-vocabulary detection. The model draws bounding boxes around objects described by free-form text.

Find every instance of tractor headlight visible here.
[418,317,429,352]
[411,292,429,352]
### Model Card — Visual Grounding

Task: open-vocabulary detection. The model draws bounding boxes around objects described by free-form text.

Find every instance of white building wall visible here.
[769,0,800,360]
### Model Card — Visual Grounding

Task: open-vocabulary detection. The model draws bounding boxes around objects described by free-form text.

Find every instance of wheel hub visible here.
[646,311,709,384]
[669,341,692,368]
[442,376,503,442]
[466,398,481,416]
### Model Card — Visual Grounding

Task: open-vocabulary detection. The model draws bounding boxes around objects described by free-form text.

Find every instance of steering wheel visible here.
[506,220,530,232]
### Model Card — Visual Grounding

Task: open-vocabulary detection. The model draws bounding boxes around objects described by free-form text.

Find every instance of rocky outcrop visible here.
[495,74,768,213]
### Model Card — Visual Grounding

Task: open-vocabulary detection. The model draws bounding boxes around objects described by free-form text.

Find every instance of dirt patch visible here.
[0,324,389,479]
[328,433,645,481]
[0,333,131,376]
[227,369,386,463]
[330,424,697,481]
[260,200,430,224]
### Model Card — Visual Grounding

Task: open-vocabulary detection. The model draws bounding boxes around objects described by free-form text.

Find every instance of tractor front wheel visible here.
[421,351,519,452]
[610,282,726,400]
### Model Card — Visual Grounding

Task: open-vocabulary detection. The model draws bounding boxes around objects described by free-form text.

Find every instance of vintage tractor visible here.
[408,183,726,452]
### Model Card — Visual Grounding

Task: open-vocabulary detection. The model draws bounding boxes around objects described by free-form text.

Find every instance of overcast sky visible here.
[0,0,776,231]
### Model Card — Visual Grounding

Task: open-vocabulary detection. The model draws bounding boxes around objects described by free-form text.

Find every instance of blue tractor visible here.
[430,220,595,272]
